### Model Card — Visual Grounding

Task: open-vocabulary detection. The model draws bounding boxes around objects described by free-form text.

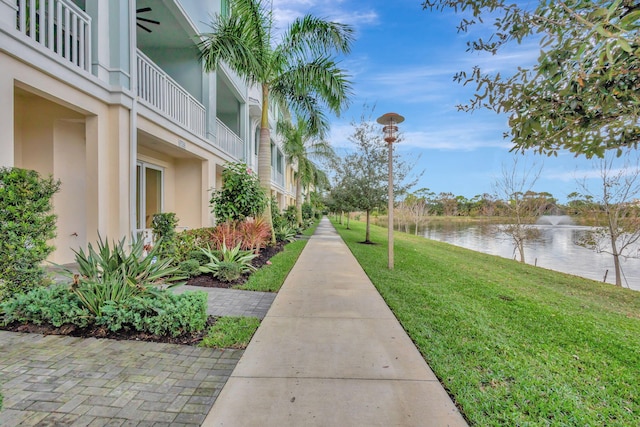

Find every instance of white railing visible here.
[271,169,284,187]
[216,118,244,159]
[137,49,206,138]
[15,0,91,72]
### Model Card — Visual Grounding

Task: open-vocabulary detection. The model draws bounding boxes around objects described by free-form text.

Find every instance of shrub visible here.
[210,221,243,250]
[199,242,257,282]
[1,285,90,328]
[274,224,297,243]
[238,218,271,254]
[186,250,210,265]
[174,227,216,262]
[302,202,314,221]
[0,167,61,300]
[1,284,207,337]
[178,259,201,277]
[151,212,179,260]
[96,291,207,337]
[210,162,267,222]
[67,235,185,315]
[283,205,297,225]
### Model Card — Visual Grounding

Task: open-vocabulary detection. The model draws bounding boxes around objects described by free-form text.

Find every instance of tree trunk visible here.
[295,176,303,226]
[365,210,371,242]
[346,212,350,229]
[258,84,275,244]
[609,226,622,286]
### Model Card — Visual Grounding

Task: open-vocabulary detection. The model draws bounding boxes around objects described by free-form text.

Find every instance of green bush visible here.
[175,228,215,262]
[0,167,61,300]
[210,162,267,222]
[1,285,90,328]
[67,235,185,316]
[302,202,314,221]
[151,212,179,260]
[96,291,207,337]
[186,249,211,265]
[283,205,297,225]
[199,242,257,282]
[1,284,207,337]
[274,224,297,243]
[179,259,201,277]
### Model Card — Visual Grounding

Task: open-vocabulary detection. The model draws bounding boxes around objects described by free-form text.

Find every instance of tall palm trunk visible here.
[295,175,303,226]
[258,84,275,243]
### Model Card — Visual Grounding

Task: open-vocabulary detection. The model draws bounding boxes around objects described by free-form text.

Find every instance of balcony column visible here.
[0,75,13,167]
[205,72,217,142]
[0,0,17,29]
[85,0,131,88]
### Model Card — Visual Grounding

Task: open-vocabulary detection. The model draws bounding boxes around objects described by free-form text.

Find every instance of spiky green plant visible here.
[199,241,257,282]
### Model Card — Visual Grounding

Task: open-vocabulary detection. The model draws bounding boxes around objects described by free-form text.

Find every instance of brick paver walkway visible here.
[0,331,242,426]
[0,286,272,426]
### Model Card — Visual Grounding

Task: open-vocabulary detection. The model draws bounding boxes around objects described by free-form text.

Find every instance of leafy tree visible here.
[575,153,640,287]
[333,109,419,243]
[423,0,640,158]
[199,0,353,239]
[277,116,335,226]
[210,162,267,223]
[493,156,544,263]
[0,167,60,300]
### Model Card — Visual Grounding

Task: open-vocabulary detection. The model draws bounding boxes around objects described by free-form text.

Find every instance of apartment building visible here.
[0,0,295,264]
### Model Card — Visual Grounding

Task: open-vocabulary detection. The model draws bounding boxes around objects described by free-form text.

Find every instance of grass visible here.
[199,316,260,349]
[236,220,318,292]
[331,218,640,426]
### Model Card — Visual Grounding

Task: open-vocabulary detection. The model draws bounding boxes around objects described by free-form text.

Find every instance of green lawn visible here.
[332,218,640,426]
[236,220,318,292]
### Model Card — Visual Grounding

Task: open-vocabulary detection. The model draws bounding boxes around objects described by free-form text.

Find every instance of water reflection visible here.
[419,222,640,291]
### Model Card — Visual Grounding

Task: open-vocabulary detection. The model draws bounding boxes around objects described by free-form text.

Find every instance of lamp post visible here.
[376,112,404,269]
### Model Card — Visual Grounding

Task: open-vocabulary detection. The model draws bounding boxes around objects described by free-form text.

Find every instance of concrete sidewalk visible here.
[202,218,467,426]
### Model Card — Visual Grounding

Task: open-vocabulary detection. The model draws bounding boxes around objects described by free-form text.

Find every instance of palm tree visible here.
[199,0,353,240]
[277,117,335,225]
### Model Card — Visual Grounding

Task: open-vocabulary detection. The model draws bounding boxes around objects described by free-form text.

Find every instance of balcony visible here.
[137,49,206,139]
[13,0,91,72]
[271,168,284,188]
[216,119,244,160]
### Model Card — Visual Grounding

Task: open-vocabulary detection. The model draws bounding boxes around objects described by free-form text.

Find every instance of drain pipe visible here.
[129,0,138,239]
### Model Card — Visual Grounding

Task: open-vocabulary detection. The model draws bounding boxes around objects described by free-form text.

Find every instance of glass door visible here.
[136,162,164,230]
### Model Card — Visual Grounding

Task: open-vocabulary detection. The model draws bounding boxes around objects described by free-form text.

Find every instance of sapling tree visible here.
[493,156,544,263]
[574,153,640,287]
[332,108,420,243]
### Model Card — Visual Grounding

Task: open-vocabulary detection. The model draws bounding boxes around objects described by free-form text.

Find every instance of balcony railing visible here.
[271,168,284,187]
[137,49,206,139]
[216,118,244,159]
[14,0,91,72]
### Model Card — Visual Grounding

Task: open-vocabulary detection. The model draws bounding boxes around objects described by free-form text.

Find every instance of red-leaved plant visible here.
[239,218,272,254]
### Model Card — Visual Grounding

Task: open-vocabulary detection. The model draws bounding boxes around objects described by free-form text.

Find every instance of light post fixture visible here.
[376,112,404,269]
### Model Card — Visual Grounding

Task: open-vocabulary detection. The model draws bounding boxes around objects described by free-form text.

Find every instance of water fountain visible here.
[536,215,575,226]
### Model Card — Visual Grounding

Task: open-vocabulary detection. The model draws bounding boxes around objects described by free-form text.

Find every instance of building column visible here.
[85,0,131,88]
[0,76,13,167]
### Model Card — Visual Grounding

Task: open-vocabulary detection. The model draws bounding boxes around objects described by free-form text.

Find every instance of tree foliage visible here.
[331,109,420,242]
[199,0,354,238]
[574,153,640,287]
[0,167,60,300]
[278,116,335,226]
[423,0,640,158]
[210,162,267,223]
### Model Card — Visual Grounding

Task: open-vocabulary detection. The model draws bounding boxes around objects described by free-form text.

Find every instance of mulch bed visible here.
[2,315,217,346]
[1,242,286,345]
[185,241,285,289]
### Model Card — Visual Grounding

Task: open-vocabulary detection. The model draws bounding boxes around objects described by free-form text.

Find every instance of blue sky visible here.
[271,0,611,203]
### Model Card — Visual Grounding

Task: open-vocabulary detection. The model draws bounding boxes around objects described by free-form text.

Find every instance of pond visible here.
[414,220,640,291]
